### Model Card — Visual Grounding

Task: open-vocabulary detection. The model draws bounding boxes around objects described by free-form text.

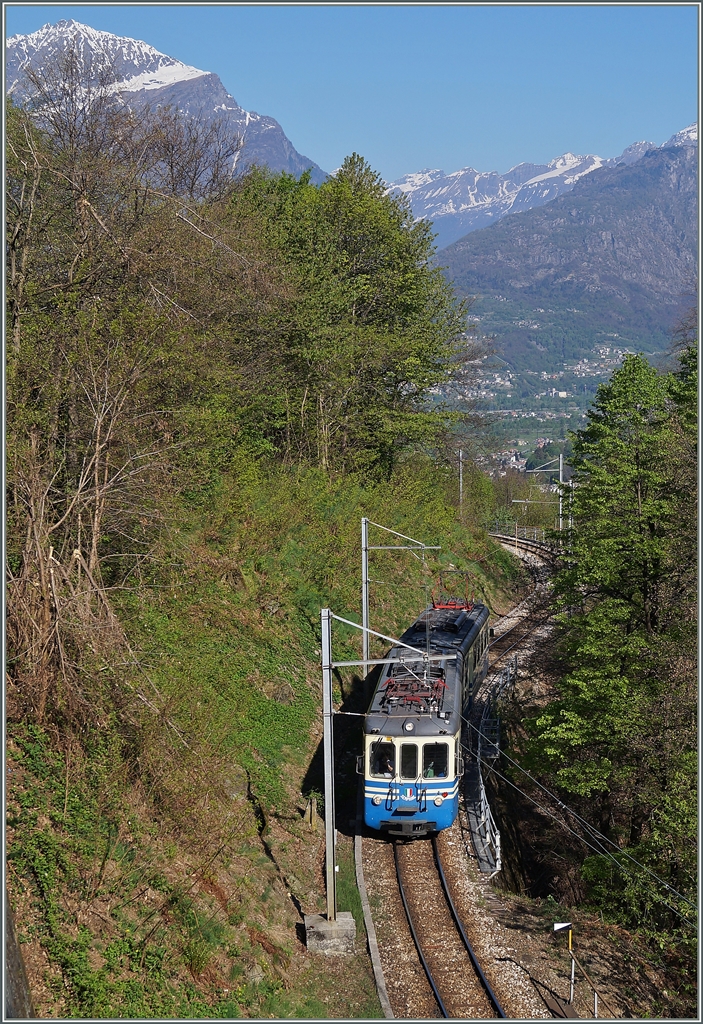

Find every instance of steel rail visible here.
[489,613,536,648]
[394,840,505,1019]
[488,615,551,669]
[393,841,449,1018]
[489,533,557,557]
[488,592,552,647]
[431,837,507,1018]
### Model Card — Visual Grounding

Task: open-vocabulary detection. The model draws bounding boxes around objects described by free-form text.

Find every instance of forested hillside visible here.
[5,51,696,1019]
[5,64,515,1018]
[513,336,698,999]
[441,143,697,371]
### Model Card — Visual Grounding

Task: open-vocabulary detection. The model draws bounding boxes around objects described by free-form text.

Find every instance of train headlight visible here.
[372,796,382,806]
[433,796,444,806]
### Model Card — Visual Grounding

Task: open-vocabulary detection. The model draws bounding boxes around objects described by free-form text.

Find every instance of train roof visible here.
[363,602,489,738]
[399,601,490,654]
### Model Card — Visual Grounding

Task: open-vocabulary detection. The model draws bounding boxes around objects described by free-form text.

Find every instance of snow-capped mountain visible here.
[662,123,697,148]
[390,129,695,250]
[6,20,327,183]
[441,141,697,371]
[6,19,208,94]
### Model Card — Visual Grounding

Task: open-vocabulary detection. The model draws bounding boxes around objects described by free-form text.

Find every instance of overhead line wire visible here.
[464,712,697,911]
[482,543,697,909]
[475,754,696,931]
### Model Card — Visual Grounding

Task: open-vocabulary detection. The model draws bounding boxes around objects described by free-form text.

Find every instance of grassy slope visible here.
[6,457,524,1019]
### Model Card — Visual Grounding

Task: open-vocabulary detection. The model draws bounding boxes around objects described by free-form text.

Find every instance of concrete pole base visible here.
[304,912,356,954]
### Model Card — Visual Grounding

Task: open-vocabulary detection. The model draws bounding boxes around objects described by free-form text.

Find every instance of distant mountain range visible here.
[441,138,697,371]
[390,125,696,249]
[6,19,327,183]
[7,19,696,375]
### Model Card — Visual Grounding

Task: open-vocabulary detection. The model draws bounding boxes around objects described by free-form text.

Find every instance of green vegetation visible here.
[526,346,697,959]
[465,291,668,373]
[5,68,518,1018]
[6,50,695,1018]
[225,157,468,476]
[7,450,520,1017]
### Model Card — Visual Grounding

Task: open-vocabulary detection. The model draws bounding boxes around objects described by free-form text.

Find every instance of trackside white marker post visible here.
[553,922,575,1003]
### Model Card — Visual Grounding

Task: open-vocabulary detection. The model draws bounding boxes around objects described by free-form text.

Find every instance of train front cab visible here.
[362,734,463,836]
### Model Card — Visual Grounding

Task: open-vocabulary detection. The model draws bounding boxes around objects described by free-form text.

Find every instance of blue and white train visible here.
[361,598,490,836]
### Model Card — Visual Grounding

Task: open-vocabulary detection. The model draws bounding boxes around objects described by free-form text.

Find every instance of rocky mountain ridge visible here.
[391,126,696,249]
[6,19,327,183]
[441,141,697,371]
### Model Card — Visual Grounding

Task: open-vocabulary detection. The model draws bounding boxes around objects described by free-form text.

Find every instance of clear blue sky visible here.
[5,3,699,180]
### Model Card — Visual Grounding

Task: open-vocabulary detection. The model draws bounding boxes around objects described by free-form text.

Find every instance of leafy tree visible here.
[227,155,470,476]
[527,352,697,930]
[556,354,675,635]
[5,76,269,726]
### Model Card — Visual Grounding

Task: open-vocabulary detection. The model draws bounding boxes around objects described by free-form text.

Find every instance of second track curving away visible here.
[393,836,506,1019]
[488,610,552,668]
[488,541,554,670]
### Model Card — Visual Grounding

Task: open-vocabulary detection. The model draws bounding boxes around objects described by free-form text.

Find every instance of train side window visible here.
[423,742,448,779]
[370,742,395,777]
[400,743,418,779]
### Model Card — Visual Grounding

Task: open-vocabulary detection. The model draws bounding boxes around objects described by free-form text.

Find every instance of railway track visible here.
[488,607,552,669]
[394,836,506,1019]
[486,534,555,671]
[356,536,557,1019]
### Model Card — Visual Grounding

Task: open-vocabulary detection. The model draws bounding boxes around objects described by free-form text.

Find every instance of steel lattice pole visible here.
[361,518,369,681]
[321,608,337,922]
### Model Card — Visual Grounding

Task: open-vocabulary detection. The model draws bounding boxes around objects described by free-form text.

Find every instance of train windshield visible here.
[370,742,395,777]
[422,743,448,779]
[400,743,418,779]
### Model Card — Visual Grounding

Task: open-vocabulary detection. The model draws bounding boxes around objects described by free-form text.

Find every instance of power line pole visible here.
[320,608,337,923]
[361,518,369,681]
[304,608,356,954]
[459,448,463,518]
[525,455,566,537]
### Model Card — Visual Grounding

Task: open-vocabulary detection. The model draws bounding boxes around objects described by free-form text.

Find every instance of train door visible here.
[465,643,476,711]
[455,736,465,777]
